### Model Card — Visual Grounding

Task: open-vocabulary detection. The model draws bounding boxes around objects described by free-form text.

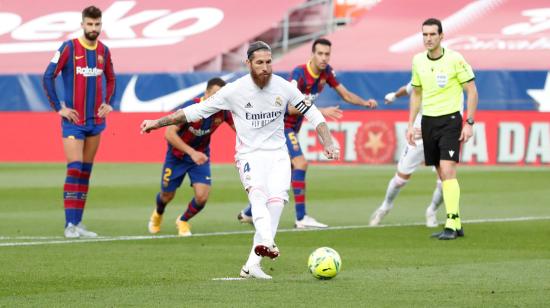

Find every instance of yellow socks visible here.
[442,179,461,230]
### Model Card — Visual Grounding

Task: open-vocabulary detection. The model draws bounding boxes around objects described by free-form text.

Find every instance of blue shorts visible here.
[160,154,211,192]
[285,128,303,159]
[62,122,106,140]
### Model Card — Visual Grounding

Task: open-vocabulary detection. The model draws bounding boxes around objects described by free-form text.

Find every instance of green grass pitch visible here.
[0,163,549,307]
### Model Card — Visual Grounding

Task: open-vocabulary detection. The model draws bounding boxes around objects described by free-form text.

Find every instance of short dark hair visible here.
[82,6,102,20]
[247,41,271,59]
[422,18,442,34]
[206,77,226,90]
[312,38,331,52]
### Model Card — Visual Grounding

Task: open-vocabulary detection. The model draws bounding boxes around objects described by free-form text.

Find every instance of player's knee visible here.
[194,192,209,205]
[292,156,308,170]
[160,191,175,203]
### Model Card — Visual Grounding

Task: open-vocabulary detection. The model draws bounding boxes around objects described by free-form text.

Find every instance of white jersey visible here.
[184,74,322,157]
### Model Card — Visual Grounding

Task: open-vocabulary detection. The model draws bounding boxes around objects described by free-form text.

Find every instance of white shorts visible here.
[397,140,425,175]
[235,148,291,202]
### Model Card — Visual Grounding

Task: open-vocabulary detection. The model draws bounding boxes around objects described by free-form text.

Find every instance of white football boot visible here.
[75,223,98,238]
[240,264,272,280]
[64,223,80,238]
[237,210,253,224]
[369,206,390,226]
[425,208,439,228]
[295,215,328,229]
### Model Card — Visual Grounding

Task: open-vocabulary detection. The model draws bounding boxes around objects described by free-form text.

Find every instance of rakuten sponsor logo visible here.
[0,1,224,53]
[76,66,103,77]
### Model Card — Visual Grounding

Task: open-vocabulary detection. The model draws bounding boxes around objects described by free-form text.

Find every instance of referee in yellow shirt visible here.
[407,18,479,240]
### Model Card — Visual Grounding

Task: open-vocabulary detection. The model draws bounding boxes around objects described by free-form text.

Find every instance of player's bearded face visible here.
[82,17,102,41]
[248,51,273,88]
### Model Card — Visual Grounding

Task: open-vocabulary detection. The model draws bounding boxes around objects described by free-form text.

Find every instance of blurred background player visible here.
[148,78,233,236]
[140,41,339,279]
[407,18,478,240]
[369,83,443,227]
[43,5,116,238]
[238,38,377,229]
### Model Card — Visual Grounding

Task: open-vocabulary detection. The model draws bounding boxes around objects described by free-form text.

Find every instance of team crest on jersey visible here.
[97,55,104,65]
[214,117,222,125]
[275,96,283,106]
[319,79,326,87]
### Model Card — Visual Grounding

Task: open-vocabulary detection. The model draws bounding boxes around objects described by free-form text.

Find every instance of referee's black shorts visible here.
[421,111,462,166]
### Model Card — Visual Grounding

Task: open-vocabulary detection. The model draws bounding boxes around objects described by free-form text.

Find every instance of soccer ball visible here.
[307,247,342,280]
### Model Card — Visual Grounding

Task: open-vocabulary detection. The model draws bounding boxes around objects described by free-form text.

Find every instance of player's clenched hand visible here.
[190,151,208,165]
[323,143,340,160]
[58,107,79,123]
[363,99,378,109]
[140,120,158,134]
[406,126,417,146]
[459,123,473,143]
[321,106,343,120]
[97,103,113,118]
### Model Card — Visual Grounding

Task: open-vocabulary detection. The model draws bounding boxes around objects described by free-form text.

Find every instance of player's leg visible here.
[61,134,85,238]
[285,129,327,228]
[237,151,279,280]
[176,163,212,236]
[370,143,423,226]
[148,157,183,234]
[431,112,463,240]
[67,132,102,237]
[425,177,443,227]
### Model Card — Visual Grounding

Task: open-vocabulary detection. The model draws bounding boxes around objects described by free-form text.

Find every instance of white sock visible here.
[381,174,408,210]
[245,232,263,268]
[244,188,272,268]
[427,180,443,212]
[267,199,285,239]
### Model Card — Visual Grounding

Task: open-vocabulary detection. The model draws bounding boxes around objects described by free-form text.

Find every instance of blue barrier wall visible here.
[1,70,547,111]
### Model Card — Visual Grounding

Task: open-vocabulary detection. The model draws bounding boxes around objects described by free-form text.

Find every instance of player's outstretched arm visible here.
[316,122,340,160]
[385,84,410,104]
[140,109,188,134]
[320,106,343,120]
[334,84,377,108]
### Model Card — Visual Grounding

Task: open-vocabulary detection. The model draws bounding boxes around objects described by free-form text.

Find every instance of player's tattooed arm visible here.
[157,109,188,127]
[140,109,188,134]
[316,122,340,160]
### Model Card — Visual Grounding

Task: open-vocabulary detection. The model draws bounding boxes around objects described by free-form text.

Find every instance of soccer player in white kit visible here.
[369,83,443,227]
[140,41,339,279]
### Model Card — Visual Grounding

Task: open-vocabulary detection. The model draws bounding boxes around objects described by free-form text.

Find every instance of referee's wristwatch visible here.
[466,117,475,126]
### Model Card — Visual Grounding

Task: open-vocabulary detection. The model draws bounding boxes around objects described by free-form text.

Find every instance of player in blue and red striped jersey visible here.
[239,38,377,228]
[148,78,234,236]
[43,6,116,238]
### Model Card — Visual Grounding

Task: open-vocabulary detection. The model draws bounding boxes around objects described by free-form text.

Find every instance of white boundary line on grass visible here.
[1,215,550,247]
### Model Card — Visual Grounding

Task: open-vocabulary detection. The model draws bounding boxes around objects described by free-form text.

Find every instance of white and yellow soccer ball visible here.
[307,247,342,280]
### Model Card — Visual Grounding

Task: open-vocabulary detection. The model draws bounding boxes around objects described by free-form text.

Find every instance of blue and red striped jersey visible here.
[284,62,339,132]
[169,98,234,159]
[43,37,116,126]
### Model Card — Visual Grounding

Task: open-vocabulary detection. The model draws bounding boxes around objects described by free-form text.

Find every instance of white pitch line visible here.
[1,216,550,248]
